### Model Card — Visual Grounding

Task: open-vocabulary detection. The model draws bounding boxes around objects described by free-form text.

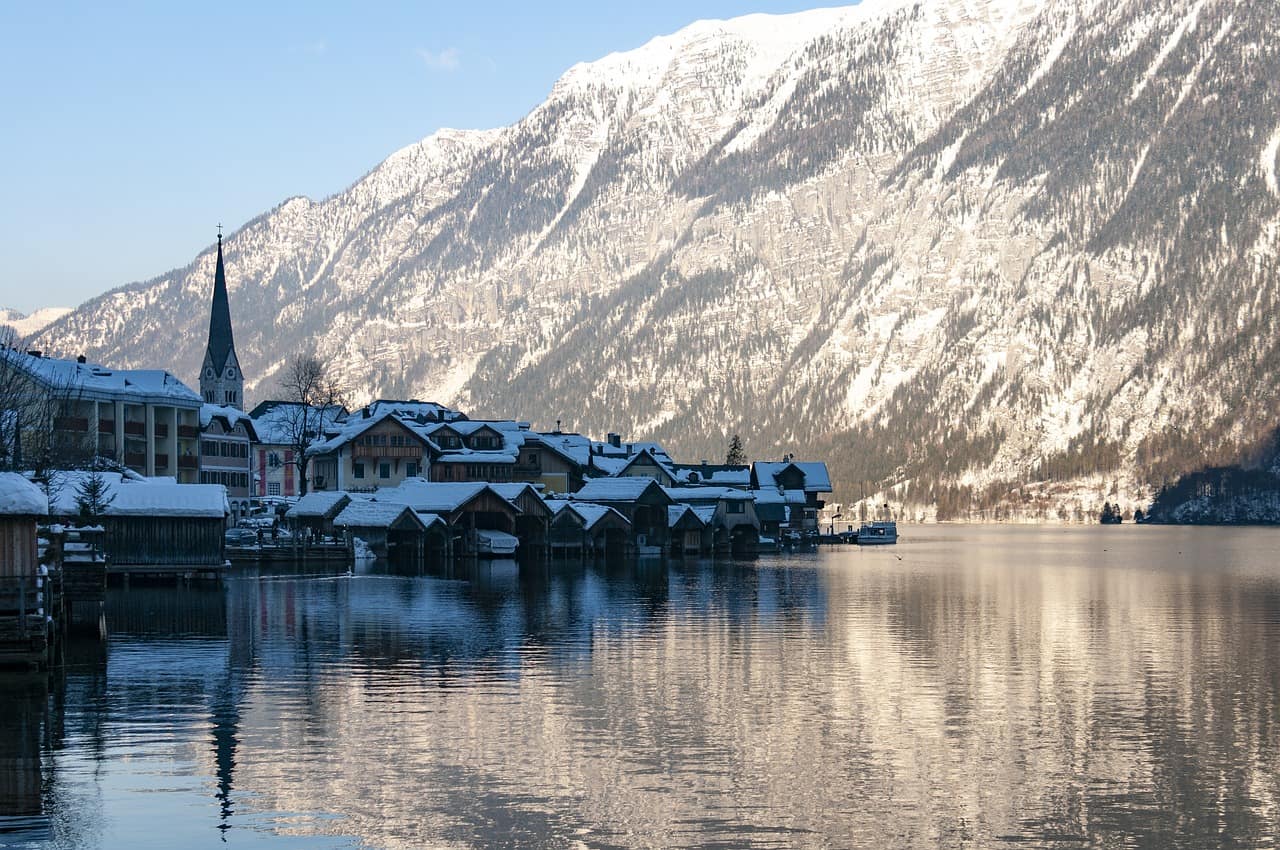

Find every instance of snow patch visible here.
[1264,124,1280,198]
[1131,0,1205,102]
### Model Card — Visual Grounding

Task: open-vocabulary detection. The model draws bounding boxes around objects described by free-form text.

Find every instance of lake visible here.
[3,525,1279,848]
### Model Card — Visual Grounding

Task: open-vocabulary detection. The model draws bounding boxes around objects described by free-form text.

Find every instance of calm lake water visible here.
[3,525,1280,849]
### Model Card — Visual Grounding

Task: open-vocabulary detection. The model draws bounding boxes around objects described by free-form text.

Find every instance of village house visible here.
[750,460,832,533]
[308,412,434,492]
[199,404,257,520]
[0,349,203,482]
[247,401,347,499]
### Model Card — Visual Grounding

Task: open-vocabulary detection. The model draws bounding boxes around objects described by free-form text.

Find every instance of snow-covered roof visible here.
[435,451,517,464]
[308,411,432,455]
[664,486,754,502]
[0,473,47,516]
[690,504,718,525]
[46,471,227,518]
[200,403,258,438]
[588,455,630,476]
[249,402,346,447]
[753,488,808,506]
[528,432,592,467]
[668,504,705,528]
[670,464,751,486]
[334,500,431,530]
[575,477,671,503]
[0,349,201,405]
[573,502,629,530]
[360,399,463,424]
[752,461,832,493]
[108,483,228,518]
[286,491,350,519]
[376,479,496,513]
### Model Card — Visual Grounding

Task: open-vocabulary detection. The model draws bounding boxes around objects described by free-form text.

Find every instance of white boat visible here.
[856,521,898,545]
[475,529,519,557]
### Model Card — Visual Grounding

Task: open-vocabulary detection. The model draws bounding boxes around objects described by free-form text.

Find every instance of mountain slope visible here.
[36,0,1280,516]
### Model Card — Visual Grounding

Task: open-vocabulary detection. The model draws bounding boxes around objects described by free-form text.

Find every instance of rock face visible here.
[35,0,1280,515]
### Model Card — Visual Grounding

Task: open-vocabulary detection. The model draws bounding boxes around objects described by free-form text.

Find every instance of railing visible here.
[177,424,200,438]
[123,421,146,436]
[154,454,169,469]
[154,423,168,437]
[97,419,116,434]
[53,416,88,432]
[178,456,199,470]
[352,445,422,459]
[123,452,146,468]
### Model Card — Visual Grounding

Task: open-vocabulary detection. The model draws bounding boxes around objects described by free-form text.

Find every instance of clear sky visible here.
[0,1,835,314]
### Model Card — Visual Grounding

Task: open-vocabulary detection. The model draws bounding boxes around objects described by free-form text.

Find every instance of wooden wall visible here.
[105,517,224,566]
[0,519,38,578]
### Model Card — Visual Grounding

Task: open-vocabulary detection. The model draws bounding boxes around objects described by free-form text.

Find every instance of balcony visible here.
[53,416,89,432]
[154,454,169,469]
[123,452,146,468]
[123,421,146,437]
[97,419,116,434]
[177,424,200,438]
[352,445,422,459]
[178,456,199,470]
[154,423,168,438]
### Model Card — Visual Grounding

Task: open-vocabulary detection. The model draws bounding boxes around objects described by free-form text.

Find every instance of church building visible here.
[200,231,245,409]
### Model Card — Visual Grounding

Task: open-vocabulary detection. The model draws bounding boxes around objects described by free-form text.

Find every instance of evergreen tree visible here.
[75,466,115,521]
[725,434,746,465]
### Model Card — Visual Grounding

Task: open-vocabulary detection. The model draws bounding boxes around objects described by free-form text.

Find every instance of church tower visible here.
[200,231,244,409]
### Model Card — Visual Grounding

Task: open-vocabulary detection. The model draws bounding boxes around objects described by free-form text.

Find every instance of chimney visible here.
[77,355,86,364]
[608,433,621,449]
[362,407,371,419]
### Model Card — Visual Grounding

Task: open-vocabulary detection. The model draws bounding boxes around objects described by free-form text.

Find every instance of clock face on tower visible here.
[205,367,215,379]
[226,367,237,380]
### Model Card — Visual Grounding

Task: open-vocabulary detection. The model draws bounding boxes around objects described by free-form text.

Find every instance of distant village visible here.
[0,234,833,585]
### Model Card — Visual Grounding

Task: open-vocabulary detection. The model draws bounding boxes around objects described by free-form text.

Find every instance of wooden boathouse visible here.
[0,473,51,668]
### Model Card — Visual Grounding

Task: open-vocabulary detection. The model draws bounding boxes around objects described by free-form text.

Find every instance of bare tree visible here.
[0,327,94,475]
[278,353,347,495]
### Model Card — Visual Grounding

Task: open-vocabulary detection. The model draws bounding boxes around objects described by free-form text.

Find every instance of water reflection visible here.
[7,526,1280,848]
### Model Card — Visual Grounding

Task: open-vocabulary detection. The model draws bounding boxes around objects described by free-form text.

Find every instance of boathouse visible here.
[668,504,709,556]
[285,491,351,540]
[332,499,446,562]
[0,473,49,667]
[573,477,673,553]
[546,501,631,559]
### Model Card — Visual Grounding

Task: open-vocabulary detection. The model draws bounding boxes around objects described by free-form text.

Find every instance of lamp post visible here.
[829,512,842,536]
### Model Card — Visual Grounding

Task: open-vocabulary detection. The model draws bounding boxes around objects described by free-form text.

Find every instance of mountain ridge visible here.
[34,0,1280,517]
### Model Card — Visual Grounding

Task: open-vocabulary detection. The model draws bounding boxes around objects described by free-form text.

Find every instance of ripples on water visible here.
[3,525,1279,848]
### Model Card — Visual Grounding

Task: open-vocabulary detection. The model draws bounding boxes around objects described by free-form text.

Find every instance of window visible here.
[378,463,391,479]
[225,391,237,404]
[406,462,418,478]
[201,440,217,456]
[268,482,281,497]
[727,501,745,514]
[353,462,365,479]
[268,452,281,468]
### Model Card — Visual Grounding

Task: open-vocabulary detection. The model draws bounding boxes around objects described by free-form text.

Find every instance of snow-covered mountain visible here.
[35,0,1280,516]
[1,306,73,339]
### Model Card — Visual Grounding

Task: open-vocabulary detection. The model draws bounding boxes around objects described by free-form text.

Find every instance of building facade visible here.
[199,405,257,519]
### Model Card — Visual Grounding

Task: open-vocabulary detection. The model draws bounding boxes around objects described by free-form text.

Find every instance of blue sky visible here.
[0,1,834,313]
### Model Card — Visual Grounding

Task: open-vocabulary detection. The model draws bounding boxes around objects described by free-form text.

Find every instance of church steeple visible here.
[200,228,245,409]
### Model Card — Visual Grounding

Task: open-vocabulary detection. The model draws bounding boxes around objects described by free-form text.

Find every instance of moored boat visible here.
[856,521,898,545]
